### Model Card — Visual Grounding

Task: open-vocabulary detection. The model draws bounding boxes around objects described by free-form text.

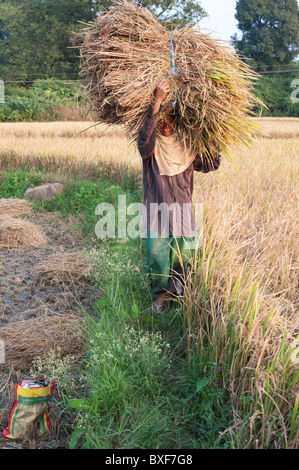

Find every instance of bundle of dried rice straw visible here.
[72,1,263,157]
[0,314,85,370]
[0,198,32,218]
[0,216,47,249]
[33,251,92,285]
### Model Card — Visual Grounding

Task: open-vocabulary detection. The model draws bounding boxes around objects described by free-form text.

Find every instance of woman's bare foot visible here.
[151,292,167,313]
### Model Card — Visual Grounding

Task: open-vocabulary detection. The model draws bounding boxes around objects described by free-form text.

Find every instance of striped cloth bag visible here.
[3,378,56,440]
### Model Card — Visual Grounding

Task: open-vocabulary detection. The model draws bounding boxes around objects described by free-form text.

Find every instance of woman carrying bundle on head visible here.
[138,79,221,313]
[73,2,262,312]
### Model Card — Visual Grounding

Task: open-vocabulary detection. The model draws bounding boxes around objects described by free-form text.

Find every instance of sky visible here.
[198,0,239,44]
[198,0,299,44]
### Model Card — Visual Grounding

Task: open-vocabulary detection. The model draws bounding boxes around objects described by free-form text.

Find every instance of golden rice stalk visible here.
[0,216,47,249]
[0,198,32,218]
[71,1,264,157]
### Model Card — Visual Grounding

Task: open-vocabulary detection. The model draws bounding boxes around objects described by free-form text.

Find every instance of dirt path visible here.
[0,210,98,449]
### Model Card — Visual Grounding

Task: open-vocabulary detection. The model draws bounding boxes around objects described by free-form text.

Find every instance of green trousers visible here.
[146,232,195,295]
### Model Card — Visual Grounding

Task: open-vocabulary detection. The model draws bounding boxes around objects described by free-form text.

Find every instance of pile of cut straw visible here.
[1,314,85,370]
[0,216,47,249]
[33,251,92,285]
[72,1,262,157]
[0,198,32,218]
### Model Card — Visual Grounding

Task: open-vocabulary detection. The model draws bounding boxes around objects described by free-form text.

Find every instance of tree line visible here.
[0,0,298,117]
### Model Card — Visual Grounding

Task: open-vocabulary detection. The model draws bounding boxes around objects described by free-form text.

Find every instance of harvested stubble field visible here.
[0,116,298,448]
[0,208,100,448]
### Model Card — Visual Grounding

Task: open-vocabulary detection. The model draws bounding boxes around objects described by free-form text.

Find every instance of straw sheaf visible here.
[72,1,263,157]
[33,251,93,285]
[0,198,32,218]
[0,216,47,249]
[0,314,85,370]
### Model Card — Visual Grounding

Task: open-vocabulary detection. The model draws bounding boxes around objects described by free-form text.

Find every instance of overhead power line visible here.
[3,79,82,83]
[1,65,299,83]
[258,69,299,74]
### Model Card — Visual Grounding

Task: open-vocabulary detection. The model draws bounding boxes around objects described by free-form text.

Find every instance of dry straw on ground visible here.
[0,198,32,218]
[0,216,47,249]
[33,251,92,285]
[0,314,85,370]
[72,1,262,157]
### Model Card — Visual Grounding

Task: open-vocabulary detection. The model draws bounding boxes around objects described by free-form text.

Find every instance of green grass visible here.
[69,236,232,449]
[0,169,48,198]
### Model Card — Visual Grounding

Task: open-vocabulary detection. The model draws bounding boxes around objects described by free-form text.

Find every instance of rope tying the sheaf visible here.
[170,34,178,109]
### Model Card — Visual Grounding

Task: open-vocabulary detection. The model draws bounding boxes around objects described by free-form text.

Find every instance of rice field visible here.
[0,117,298,448]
